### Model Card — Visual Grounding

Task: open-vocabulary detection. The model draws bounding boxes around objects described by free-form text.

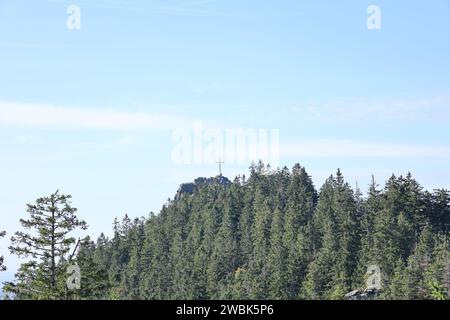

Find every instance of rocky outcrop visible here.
[174,176,231,201]
[344,288,381,300]
[175,183,197,201]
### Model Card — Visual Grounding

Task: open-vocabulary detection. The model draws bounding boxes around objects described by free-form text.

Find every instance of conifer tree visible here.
[207,192,239,298]
[424,235,449,300]
[283,164,317,298]
[5,191,87,299]
[267,208,287,299]
[356,176,381,286]
[383,259,411,300]
[125,218,145,299]
[170,229,191,299]
[247,186,273,299]
[429,190,450,235]
[76,237,110,300]
[6,162,449,300]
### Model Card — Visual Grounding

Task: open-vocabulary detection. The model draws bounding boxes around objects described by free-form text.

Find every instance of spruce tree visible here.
[207,191,239,299]
[125,218,145,299]
[267,208,287,299]
[5,191,87,299]
[424,235,449,300]
[283,164,317,298]
[182,208,206,299]
[76,237,110,300]
[429,190,450,235]
[170,229,191,299]
[247,185,273,299]
[356,176,381,286]
[382,259,410,300]
[303,171,359,299]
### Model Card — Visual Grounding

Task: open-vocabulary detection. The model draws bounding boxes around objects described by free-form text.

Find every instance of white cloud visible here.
[116,134,146,145]
[0,42,62,49]
[290,93,450,121]
[0,101,193,131]
[281,139,450,158]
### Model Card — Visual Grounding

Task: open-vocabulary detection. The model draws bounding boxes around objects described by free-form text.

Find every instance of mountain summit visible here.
[175,175,232,201]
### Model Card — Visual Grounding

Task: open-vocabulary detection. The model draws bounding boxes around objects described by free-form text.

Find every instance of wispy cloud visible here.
[290,92,450,122]
[0,101,193,131]
[0,42,62,49]
[281,139,450,159]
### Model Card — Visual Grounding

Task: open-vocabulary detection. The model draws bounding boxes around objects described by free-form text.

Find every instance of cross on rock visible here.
[216,159,224,176]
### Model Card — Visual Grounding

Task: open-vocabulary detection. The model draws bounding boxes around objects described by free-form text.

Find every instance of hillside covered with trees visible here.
[2,162,449,300]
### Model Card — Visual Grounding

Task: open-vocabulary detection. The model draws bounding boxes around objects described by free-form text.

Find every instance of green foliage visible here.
[73,237,110,300]
[5,191,87,299]
[5,164,450,300]
[84,166,450,300]
[428,281,448,300]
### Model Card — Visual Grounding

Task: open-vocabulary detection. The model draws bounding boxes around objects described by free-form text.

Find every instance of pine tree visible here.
[283,164,317,298]
[5,191,87,299]
[405,225,435,299]
[429,190,450,235]
[267,208,287,299]
[93,233,111,277]
[356,176,381,287]
[302,223,337,299]
[207,190,239,299]
[146,209,171,299]
[124,218,145,299]
[384,174,425,262]
[247,185,273,299]
[76,237,110,300]
[185,205,208,299]
[424,235,449,300]
[333,170,360,292]
[302,177,338,299]
[303,171,359,299]
[107,218,123,298]
[382,259,410,300]
[170,229,191,299]
[139,215,156,299]
[237,186,255,266]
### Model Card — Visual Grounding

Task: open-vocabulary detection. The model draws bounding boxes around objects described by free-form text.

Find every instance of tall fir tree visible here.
[76,237,110,300]
[283,164,317,298]
[267,208,287,299]
[247,185,273,299]
[5,191,87,299]
[207,189,239,299]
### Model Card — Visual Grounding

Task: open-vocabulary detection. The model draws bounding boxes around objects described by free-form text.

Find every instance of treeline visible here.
[2,163,449,300]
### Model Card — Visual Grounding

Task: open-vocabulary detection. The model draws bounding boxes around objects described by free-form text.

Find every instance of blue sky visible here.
[1,0,450,273]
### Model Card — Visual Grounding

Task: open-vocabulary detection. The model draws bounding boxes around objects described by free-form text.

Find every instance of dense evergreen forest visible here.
[2,162,449,300]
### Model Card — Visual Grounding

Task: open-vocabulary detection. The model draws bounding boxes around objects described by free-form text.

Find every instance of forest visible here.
[1,162,449,300]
